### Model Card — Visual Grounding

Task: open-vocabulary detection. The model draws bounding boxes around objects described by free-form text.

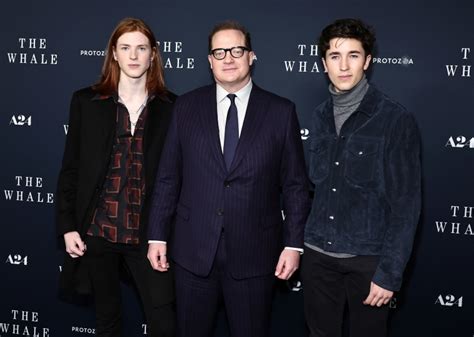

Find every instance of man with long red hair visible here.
[57,18,175,337]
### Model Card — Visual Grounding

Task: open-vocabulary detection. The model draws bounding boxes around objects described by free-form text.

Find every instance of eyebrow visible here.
[328,50,362,56]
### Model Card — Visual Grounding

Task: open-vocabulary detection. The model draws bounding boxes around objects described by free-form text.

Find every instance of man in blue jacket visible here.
[302,18,421,337]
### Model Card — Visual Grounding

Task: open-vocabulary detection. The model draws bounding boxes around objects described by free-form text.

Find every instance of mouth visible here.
[128,64,140,68]
[338,74,352,80]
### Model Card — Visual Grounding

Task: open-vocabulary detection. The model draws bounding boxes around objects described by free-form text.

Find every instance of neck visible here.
[118,76,148,99]
[329,75,368,107]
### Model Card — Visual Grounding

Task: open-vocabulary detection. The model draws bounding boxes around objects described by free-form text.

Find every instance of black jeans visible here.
[83,236,175,337]
[301,248,389,337]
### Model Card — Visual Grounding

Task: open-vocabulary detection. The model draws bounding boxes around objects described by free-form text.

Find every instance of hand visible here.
[363,282,394,307]
[274,249,300,280]
[147,242,170,272]
[64,231,86,258]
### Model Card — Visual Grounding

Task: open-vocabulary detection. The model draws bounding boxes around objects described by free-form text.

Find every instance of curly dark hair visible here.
[319,18,376,58]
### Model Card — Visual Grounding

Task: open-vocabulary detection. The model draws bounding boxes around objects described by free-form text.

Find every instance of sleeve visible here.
[279,102,311,248]
[56,91,82,237]
[147,99,183,241]
[372,112,422,291]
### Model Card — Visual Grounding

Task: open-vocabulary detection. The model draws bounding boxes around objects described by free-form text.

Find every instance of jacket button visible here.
[224,181,230,187]
[329,215,334,220]
[334,161,340,166]
[217,209,224,216]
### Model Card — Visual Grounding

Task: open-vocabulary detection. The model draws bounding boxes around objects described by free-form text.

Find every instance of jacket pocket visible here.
[344,138,380,185]
[309,137,330,184]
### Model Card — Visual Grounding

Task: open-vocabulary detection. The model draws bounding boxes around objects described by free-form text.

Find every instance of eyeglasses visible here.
[210,46,250,60]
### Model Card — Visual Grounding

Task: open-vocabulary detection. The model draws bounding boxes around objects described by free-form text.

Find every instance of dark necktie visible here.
[224,94,239,170]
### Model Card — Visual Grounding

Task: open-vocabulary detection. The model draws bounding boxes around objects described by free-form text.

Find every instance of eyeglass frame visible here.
[209,46,250,60]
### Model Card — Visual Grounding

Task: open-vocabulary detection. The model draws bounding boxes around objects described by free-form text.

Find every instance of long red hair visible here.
[93,17,167,96]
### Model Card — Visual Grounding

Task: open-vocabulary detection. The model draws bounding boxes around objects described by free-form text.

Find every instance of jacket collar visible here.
[198,83,269,176]
[321,84,383,118]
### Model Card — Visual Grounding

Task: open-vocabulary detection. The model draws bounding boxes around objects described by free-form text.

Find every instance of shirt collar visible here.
[216,79,253,104]
[351,85,379,117]
[92,91,155,105]
[92,93,115,101]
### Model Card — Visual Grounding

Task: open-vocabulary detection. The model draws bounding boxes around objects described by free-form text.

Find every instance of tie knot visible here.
[227,94,237,103]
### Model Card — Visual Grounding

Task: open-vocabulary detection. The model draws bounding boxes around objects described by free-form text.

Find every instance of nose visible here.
[223,50,234,63]
[340,57,348,70]
[130,48,138,60]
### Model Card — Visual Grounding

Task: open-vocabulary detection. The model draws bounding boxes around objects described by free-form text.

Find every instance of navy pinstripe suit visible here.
[148,83,310,336]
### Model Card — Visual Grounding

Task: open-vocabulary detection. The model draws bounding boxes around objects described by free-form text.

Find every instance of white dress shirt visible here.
[216,79,253,151]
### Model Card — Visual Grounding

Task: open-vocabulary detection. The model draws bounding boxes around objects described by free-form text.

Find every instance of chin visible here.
[336,83,356,92]
[220,77,238,84]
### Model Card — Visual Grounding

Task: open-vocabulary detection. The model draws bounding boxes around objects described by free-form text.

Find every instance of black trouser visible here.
[301,248,389,337]
[83,236,175,337]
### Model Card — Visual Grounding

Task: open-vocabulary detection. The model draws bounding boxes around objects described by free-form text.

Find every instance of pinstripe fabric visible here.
[174,233,274,337]
[148,83,310,279]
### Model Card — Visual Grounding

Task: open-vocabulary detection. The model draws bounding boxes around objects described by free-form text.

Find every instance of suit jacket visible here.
[148,83,310,279]
[56,86,175,300]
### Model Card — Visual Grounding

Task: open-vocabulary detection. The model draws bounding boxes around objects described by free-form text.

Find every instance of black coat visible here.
[56,86,175,303]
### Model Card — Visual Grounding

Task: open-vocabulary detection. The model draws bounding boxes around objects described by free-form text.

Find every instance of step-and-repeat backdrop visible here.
[1,1,472,336]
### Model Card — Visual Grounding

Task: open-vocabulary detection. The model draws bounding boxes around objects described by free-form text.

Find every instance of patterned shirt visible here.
[88,94,151,244]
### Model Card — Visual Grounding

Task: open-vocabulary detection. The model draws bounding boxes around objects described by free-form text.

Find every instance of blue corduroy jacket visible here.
[304,85,421,291]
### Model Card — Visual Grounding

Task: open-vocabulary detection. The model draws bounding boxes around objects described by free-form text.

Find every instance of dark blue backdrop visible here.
[1,1,473,336]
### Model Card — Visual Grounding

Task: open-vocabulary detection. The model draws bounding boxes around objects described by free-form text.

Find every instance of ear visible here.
[208,54,213,69]
[363,54,372,71]
[322,58,328,73]
[249,51,255,66]
[113,48,117,61]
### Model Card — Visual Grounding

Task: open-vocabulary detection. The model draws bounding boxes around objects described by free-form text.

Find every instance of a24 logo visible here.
[5,254,28,265]
[446,136,473,148]
[435,294,463,307]
[10,115,32,126]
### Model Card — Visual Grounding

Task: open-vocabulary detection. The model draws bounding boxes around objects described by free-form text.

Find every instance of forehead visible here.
[117,31,150,45]
[327,38,364,53]
[211,29,245,48]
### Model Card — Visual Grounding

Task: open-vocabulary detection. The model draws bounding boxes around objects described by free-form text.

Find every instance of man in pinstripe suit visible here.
[147,21,310,337]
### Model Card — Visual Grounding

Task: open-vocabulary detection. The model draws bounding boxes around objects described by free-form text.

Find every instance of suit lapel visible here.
[87,97,116,188]
[143,96,169,153]
[228,85,268,174]
[101,99,117,157]
[198,85,227,174]
[143,97,163,170]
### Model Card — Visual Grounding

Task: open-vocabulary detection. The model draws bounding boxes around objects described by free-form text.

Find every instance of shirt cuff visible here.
[148,240,167,244]
[284,246,304,254]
